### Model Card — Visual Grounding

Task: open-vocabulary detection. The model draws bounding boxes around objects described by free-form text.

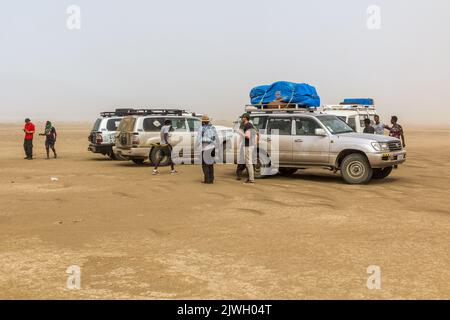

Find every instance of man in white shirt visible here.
[373,115,386,135]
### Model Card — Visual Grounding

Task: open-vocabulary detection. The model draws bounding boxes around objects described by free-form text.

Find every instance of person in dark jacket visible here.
[363,118,375,134]
[39,121,57,159]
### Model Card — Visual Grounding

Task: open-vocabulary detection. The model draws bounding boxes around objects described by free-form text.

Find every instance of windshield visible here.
[317,115,355,134]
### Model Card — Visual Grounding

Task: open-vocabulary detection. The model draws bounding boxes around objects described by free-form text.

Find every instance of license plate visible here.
[397,154,404,160]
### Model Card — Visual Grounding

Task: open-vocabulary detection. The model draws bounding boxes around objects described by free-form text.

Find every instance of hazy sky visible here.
[1,0,449,124]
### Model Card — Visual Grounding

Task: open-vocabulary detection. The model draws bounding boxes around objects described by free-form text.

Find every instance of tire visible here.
[149,147,170,167]
[372,166,393,179]
[108,152,117,160]
[279,168,298,176]
[254,151,271,179]
[132,158,145,165]
[341,153,373,184]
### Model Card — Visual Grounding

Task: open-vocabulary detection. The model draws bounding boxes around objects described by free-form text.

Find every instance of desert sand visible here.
[0,122,449,299]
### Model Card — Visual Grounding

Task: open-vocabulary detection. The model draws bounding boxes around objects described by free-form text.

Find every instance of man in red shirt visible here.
[23,118,35,160]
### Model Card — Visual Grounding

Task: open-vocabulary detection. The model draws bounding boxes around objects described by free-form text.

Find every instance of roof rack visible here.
[244,104,317,114]
[100,108,189,117]
[127,109,186,116]
[99,108,137,117]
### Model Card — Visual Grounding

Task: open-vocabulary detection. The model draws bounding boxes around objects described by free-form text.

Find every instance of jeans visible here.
[245,146,255,182]
[24,139,33,158]
[202,148,215,184]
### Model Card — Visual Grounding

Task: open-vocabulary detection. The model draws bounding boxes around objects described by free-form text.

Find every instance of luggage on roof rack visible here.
[250,81,320,107]
[245,104,316,113]
[341,98,374,106]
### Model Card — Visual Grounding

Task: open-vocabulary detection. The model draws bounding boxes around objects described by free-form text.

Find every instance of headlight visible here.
[371,142,390,151]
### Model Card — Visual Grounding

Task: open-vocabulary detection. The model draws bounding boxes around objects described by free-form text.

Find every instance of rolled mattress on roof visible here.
[250,81,320,107]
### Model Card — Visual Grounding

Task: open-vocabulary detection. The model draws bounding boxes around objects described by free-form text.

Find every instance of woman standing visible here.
[39,121,57,159]
[197,115,219,184]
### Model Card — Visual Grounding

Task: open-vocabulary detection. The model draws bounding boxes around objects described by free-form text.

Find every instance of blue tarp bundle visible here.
[342,98,374,106]
[250,81,320,107]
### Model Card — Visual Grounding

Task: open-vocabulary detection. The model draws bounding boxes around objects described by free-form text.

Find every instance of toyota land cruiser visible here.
[234,105,406,184]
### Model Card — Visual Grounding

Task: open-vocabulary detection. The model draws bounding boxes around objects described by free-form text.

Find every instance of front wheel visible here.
[341,154,373,184]
[372,166,393,179]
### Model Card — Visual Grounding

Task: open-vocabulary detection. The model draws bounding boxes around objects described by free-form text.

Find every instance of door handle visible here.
[265,138,272,142]
[294,139,303,142]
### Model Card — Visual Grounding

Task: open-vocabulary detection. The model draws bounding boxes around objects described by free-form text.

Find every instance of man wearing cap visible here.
[23,118,35,160]
[197,115,219,184]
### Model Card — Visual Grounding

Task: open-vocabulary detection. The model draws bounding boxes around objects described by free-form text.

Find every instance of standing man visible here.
[23,118,35,160]
[39,121,57,159]
[386,116,406,147]
[373,115,385,135]
[363,118,375,134]
[153,119,177,175]
[197,115,218,184]
[242,113,257,184]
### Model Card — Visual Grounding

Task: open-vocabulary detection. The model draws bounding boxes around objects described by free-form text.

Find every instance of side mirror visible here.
[315,128,327,136]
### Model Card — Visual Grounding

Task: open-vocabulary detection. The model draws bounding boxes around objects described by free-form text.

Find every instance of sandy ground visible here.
[0,122,449,300]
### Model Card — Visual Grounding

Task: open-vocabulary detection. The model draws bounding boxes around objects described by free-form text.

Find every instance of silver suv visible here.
[235,106,406,184]
[114,109,232,165]
[88,109,132,159]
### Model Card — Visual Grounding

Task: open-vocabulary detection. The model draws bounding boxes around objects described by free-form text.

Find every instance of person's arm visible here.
[54,128,57,141]
[400,127,405,147]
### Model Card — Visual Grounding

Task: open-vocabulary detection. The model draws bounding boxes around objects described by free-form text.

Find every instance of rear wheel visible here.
[278,168,298,176]
[341,153,373,184]
[149,147,170,166]
[372,166,393,179]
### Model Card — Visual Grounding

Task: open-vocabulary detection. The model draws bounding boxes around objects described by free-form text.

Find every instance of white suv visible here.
[321,104,377,133]
[88,109,133,159]
[114,109,231,165]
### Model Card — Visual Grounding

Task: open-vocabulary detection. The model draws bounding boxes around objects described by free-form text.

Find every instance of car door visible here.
[265,117,293,164]
[292,117,330,165]
[168,117,191,162]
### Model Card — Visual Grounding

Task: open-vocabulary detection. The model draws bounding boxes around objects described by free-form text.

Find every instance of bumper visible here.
[88,144,113,154]
[367,150,407,168]
[114,146,150,160]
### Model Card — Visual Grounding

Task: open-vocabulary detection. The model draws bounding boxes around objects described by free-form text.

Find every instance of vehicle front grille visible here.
[388,141,402,151]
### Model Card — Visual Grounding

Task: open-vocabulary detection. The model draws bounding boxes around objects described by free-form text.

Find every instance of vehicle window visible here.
[267,118,292,136]
[359,115,374,127]
[250,116,267,130]
[143,118,165,132]
[337,116,347,123]
[92,118,102,131]
[143,118,187,132]
[295,118,321,136]
[347,117,357,131]
[170,118,187,132]
[118,116,136,132]
[187,118,201,132]
[317,115,354,134]
[106,118,121,131]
